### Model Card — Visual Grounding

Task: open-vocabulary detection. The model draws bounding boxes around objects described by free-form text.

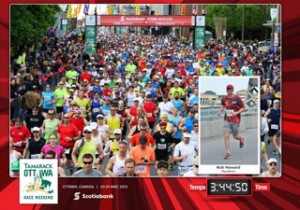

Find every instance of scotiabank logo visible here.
[74,192,81,200]
[73,192,114,200]
[121,16,125,22]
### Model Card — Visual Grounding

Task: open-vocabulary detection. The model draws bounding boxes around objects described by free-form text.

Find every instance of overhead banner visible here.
[97,15,195,26]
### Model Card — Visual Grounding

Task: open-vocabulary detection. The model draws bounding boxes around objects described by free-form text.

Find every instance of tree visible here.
[205,5,269,40]
[11,5,61,56]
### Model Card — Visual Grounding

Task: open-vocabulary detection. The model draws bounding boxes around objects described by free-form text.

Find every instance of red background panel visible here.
[1,0,300,209]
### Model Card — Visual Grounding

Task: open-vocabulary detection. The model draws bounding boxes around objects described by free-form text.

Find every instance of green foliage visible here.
[205,5,270,40]
[11,5,61,55]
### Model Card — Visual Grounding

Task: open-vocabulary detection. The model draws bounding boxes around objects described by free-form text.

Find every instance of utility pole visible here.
[242,5,245,42]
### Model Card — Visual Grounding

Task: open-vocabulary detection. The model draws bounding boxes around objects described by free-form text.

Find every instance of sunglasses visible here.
[194,125,199,127]
[270,163,277,167]
[160,127,166,129]
[140,128,147,131]
[84,131,92,134]
[83,161,93,165]
[126,167,134,169]
[49,137,56,140]
[59,84,63,86]
[33,131,40,133]
[48,113,55,115]
[194,165,199,168]
[64,117,70,119]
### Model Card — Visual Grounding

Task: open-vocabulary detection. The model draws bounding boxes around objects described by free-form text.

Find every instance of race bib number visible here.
[147,113,152,118]
[225,109,234,117]
[92,108,100,113]
[80,106,85,112]
[103,110,109,116]
[65,148,71,154]
[261,110,265,115]
[157,143,167,150]
[31,154,40,159]
[136,165,147,174]
[271,124,279,130]
[178,166,192,176]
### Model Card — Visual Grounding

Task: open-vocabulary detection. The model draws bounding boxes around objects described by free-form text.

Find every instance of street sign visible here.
[275,26,281,32]
[270,8,278,21]
[86,15,96,26]
[196,16,205,26]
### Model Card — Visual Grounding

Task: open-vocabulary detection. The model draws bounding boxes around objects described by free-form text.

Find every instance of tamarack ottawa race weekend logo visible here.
[20,159,58,204]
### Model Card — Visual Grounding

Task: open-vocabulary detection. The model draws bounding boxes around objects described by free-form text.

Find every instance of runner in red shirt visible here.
[143,93,158,128]
[217,84,245,159]
[102,83,112,97]
[80,67,92,84]
[69,109,88,136]
[10,118,31,154]
[58,113,81,168]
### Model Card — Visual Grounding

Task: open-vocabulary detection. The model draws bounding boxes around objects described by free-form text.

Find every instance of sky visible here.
[199,77,251,95]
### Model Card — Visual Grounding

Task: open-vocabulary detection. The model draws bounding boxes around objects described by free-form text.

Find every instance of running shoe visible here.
[240,136,245,148]
[224,153,231,159]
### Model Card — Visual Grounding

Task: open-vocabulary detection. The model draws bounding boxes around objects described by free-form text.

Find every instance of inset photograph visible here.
[199,77,260,175]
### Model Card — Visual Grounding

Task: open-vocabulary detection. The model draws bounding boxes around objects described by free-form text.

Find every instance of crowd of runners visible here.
[9,27,281,177]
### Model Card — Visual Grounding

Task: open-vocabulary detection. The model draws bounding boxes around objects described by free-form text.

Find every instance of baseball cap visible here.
[83,126,92,132]
[139,135,147,145]
[159,122,167,127]
[96,114,104,119]
[183,133,191,138]
[114,129,122,135]
[31,127,41,132]
[134,98,139,102]
[267,158,278,164]
[163,94,168,98]
[274,100,280,104]
[227,84,234,89]
[157,161,168,169]
[90,122,98,130]
[72,76,77,80]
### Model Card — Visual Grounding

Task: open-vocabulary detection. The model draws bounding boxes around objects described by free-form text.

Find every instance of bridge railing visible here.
[200,106,258,139]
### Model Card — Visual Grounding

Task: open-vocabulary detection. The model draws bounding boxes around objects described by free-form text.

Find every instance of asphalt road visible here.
[201,129,259,165]
[200,128,281,175]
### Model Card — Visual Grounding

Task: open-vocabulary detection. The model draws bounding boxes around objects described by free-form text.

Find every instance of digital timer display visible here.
[207,179,252,195]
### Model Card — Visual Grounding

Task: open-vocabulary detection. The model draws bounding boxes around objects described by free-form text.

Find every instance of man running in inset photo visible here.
[217,84,245,159]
